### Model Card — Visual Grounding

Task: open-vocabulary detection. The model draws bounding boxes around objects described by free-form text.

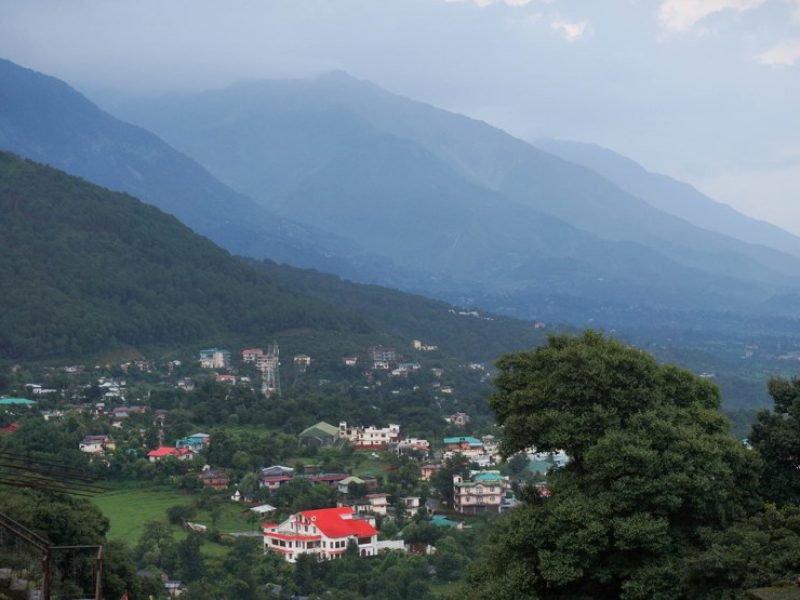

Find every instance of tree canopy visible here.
[750,376,800,505]
[470,332,761,599]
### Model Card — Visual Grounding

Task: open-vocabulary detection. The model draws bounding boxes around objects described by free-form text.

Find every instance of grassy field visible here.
[92,482,258,557]
[93,483,194,541]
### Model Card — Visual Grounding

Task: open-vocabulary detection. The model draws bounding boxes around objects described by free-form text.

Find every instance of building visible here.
[176,433,211,452]
[199,348,230,370]
[299,421,340,448]
[339,493,390,516]
[446,413,471,427]
[147,446,193,462]
[399,496,422,518]
[339,422,400,449]
[0,398,36,407]
[258,465,295,491]
[79,434,115,454]
[443,436,483,453]
[419,464,441,481]
[395,438,430,456]
[367,346,398,365]
[296,472,349,488]
[342,356,358,366]
[337,476,366,495]
[198,469,231,490]
[293,354,312,368]
[412,340,438,352]
[453,471,511,514]
[263,507,380,562]
[242,348,264,363]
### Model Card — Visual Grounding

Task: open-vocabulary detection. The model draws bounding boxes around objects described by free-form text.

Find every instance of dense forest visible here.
[0,152,545,363]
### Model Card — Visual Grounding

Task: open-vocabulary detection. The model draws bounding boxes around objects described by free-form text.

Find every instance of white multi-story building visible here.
[453,471,512,514]
[338,422,400,449]
[199,348,230,369]
[263,507,380,562]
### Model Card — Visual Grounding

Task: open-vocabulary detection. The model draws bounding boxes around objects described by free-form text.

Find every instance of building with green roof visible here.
[298,421,339,448]
[0,398,36,406]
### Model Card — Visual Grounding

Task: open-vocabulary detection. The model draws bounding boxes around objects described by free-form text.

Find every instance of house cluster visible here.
[442,435,499,467]
[214,373,250,385]
[98,379,126,400]
[71,402,147,428]
[258,465,353,491]
[390,361,421,377]
[297,420,431,456]
[108,404,147,427]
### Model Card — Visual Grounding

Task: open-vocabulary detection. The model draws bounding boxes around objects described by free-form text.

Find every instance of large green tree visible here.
[750,376,800,505]
[469,332,761,599]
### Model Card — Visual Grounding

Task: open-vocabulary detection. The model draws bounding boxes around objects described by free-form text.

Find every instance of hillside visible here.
[0,152,545,362]
[109,72,800,316]
[535,139,800,260]
[0,58,369,275]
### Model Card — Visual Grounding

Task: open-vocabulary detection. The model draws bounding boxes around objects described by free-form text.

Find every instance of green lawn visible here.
[93,483,194,541]
[93,483,258,557]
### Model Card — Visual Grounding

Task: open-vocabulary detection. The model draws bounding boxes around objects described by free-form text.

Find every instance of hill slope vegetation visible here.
[0,152,544,361]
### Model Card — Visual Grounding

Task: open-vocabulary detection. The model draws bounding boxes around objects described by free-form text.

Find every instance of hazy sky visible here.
[1,0,798,232]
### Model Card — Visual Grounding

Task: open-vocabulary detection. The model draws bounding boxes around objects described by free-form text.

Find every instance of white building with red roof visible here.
[146,446,193,462]
[262,507,380,562]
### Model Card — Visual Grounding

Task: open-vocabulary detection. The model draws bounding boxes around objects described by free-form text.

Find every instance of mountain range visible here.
[107,72,800,319]
[2,57,800,333]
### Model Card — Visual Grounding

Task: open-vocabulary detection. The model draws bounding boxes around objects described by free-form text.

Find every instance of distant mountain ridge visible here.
[0,58,385,277]
[535,139,800,260]
[109,71,800,318]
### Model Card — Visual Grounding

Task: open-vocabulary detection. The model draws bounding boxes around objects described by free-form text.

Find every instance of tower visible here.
[259,342,281,397]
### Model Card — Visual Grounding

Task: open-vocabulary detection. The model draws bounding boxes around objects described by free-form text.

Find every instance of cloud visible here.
[444,0,533,6]
[790,0,800,22]
[551,18,589,41]
[758,38,800,64]
[658,0,767,31]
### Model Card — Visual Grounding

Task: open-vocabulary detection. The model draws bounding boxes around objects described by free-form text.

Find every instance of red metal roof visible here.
[298,507,378,539]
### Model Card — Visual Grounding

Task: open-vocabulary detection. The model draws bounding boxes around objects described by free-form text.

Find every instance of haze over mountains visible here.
[2,57,800,334]
[0,58,365,275]
[109,72,800,317]
[536,139,800,261]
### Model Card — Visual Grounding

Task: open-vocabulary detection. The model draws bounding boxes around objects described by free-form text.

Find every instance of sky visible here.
[0,0,797,232]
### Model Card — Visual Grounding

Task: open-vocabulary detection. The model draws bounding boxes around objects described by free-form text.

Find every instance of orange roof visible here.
[298,507,378,539]
[147,446,191,457]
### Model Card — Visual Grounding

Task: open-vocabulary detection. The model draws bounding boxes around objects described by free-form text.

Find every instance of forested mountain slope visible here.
[0,152,544,361]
